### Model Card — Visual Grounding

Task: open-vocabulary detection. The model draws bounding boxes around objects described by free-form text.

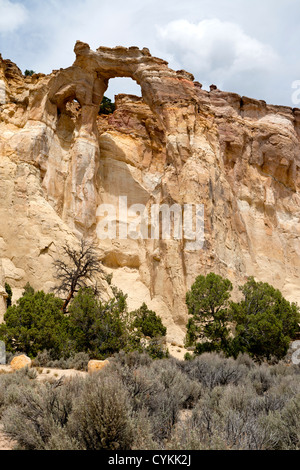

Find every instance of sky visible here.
[0,0,300,105]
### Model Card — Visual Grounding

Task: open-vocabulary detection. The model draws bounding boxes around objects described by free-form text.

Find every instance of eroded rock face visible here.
[0,260,7,318]
[0,43,300,342]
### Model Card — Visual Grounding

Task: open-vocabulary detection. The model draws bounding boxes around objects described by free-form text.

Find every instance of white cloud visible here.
[157,19,280,91]
[0,0,28,33]
[0,1,295,105]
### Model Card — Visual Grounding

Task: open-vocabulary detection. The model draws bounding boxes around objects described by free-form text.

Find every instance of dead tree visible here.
[53,239,102,313]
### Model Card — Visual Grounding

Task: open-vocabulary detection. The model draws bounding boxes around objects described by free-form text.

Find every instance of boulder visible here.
[88,359,109,374]
[10,355,32,371]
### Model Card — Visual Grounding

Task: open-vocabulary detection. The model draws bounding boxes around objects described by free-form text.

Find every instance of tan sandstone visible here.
[10,355,32,371]
[0,44,300,345]
[88,359,110,374]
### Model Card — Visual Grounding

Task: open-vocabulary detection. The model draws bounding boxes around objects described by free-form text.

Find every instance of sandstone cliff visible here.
[0,42,300,343]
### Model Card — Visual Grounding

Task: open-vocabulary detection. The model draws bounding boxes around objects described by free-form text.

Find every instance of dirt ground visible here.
[0,364,87,380]
[166,342,187,360]
[0,424,16,450]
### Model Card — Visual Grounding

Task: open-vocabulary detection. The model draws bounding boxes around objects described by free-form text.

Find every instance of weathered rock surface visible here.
[0,260,7,318]
[88,359,110,374]
[1,43,300,343]
[10,355,32,371]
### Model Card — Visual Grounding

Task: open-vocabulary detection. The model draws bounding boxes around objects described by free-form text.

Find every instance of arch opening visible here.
[105,77,141,103]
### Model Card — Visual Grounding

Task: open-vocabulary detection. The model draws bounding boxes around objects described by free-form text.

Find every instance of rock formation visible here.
[0,42,300,343]
[88,359,110,374]
[10,354,32,371]
[0,261,7,318]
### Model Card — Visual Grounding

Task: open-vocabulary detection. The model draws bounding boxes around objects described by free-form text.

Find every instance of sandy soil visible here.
[35,367,87,381]
[0,365,87,381]
[0,424,16,450]
[167,342,187,360]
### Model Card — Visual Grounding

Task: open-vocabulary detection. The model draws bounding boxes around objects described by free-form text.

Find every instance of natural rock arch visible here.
[32,42,198,234]
[47,41,197,131]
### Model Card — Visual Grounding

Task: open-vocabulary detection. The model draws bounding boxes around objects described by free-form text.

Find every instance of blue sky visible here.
[0,0,300,105]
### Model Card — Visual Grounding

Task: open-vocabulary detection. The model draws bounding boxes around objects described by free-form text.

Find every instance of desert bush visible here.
[1,352,300,451]
[166,383,281,450]
[1,376,84,450]
[181,353,248,389]
[2,372,135,450]
[257,394,300,450]
[248,365,274,395]
[115,350,153,368]
[67,352,90,371]
[33,350,90,371]
[68,374,134,450]
[167,360,300,450]
[131,409,161,450]
[235,353,255,369]
[110,357,202,443]
[0,367,39,417]
[32,350,53,367]
[167,389,226,450]
[150,359,202,410]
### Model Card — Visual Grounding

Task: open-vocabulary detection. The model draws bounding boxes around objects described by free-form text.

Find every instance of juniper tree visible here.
[230,277,300,360]
[185,273,233,355]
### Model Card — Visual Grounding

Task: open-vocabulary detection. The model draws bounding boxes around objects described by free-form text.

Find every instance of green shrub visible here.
[4,283,12,308]
[186,273,300,362]
[68,287,137,358]
[0,284,168,363]
[132,303,167,338]
[230,277,300,360]
[24,70,35,77]
[0,287,68,358]
[99,96,115,115]
[185,273,233,354]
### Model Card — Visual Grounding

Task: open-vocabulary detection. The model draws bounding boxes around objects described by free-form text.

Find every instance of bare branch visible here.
[52,239,103,313]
